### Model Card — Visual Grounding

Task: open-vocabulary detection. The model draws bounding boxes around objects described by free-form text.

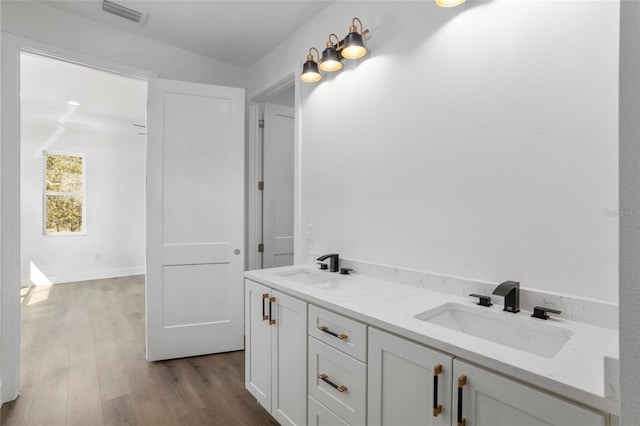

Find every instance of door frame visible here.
[247,66,302,271]
[0,33,155,403]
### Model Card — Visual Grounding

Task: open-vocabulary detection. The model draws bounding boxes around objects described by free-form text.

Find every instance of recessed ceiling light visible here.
[68,101,80,106]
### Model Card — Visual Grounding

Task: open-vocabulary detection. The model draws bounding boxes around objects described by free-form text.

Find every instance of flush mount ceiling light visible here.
[435,0,466,7]
[102,0,145,23]
[300,48,322,83]
[300,17,370,83]
[68,101,80,106]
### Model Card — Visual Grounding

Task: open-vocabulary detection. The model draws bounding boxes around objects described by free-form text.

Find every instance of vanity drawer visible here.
[308,395,350,426]
[308,304,367,362]
[308,337,366,426]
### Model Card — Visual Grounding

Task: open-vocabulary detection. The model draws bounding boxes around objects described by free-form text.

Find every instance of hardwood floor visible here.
[1,276,279,426]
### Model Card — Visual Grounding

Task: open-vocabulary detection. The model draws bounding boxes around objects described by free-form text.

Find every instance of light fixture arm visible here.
[307,47,320,62]
[327,33,340,48]
[350,17,370,37]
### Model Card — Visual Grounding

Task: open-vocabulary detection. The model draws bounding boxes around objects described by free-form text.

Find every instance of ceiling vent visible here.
[102,0,145,23]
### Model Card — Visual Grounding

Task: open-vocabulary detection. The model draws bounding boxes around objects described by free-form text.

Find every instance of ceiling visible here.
[21,51,147,135]
[46,0,333,69]
[21,1,328,134]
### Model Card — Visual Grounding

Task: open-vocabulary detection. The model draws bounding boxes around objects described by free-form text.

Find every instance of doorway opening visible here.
[16,52,148,414]
[1,33,159,403]
[250,78,297,270]
[19,52,147,289]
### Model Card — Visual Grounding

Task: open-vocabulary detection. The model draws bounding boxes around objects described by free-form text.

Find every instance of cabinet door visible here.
[271,290,308,426]
[368,328,453,426]
[244,280,272,411]
[453,359,607,426]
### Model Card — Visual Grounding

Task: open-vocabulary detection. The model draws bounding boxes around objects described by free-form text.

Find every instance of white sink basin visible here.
[275,268,334,285]
[414,303,573,359]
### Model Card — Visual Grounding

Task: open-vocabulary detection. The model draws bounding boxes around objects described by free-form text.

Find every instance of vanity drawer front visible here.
[308,337,366,426]
[308,304,367,362]
[308,395,350,426]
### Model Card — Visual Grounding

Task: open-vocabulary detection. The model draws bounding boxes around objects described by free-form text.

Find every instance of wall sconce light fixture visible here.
[435,0,465,7]
[300,17,370,83]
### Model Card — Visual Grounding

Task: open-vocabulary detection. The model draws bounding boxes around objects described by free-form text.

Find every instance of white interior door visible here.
[146,77,245,361]
[262,103,295,269]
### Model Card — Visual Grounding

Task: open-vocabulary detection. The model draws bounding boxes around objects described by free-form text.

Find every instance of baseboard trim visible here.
[21,267,145,287]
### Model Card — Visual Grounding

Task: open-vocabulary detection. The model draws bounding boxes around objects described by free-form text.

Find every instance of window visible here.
[43,151,85,235]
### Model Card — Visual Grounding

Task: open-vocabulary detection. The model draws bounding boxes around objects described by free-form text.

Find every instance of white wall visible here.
[619,2,640,424]
[20,119,145,284]
[1,1,247,88]
[249,1,619,303]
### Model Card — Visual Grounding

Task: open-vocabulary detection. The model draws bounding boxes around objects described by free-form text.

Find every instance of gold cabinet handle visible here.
[318,325,348,340]
[457,375,467,426]
[433,364,442,417]
[318,373,348,393]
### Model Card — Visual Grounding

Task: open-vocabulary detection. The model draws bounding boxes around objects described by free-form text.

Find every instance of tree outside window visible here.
[44,152,85,234]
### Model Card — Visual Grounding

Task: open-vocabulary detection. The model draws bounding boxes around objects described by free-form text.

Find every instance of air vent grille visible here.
[102,0,144,23]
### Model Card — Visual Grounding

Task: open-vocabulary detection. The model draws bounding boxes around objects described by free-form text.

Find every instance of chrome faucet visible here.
[492,280,520,313]
[317,253,339,272]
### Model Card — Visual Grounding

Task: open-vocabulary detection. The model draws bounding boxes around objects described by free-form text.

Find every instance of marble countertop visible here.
[245,264,620,415]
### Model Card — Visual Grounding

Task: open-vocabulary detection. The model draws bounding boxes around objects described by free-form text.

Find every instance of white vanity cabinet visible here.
[452,359,607,426]
[244,269,615,426]
[244,279,307,426]
[368,328,453,426]
[368,328,607,426]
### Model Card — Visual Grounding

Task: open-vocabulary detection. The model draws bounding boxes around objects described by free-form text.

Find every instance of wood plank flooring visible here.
[1,276,279,426]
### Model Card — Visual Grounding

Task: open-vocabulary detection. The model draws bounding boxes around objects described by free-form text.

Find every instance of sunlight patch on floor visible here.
[20,262,55,305]
[27,286,52,306]
[29,261,53,286]
[20,286,31,305]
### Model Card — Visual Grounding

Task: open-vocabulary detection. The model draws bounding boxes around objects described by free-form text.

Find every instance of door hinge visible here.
[258,181,264,190]
[258,243,264,253]
[259,119,265,129]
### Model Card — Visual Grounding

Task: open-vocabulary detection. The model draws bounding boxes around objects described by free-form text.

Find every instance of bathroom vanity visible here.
[244,262,619,426]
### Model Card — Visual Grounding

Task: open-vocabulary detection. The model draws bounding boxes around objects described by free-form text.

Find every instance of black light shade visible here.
[320,34,342,72]
[342,32,367,59]
[342,30,367,59]
[320,46,342,72]
[301,55,321,82]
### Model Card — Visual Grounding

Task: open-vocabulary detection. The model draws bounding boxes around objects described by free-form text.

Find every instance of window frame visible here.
[42,150,87,236]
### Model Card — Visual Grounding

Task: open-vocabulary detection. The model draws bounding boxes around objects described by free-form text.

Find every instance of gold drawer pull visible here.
[318,373,348,393]
[433,364,442,417]
[318,325,348,340]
